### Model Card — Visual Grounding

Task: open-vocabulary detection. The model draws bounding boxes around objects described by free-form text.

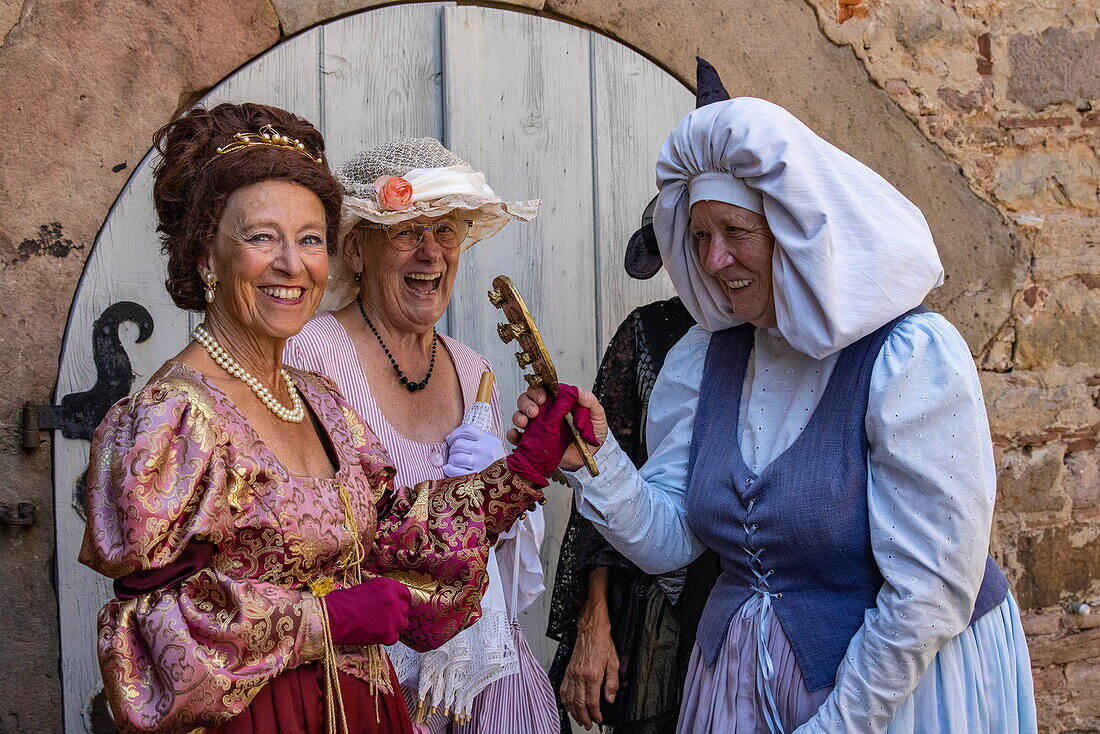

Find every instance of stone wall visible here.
[0,0,1095,732]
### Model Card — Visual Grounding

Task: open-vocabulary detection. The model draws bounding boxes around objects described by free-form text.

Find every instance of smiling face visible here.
[346,214,462,335]
[690,199,777,329]
[202,179,329,343]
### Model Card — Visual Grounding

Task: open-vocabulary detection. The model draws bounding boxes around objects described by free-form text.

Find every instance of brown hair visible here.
[152,103,343,311]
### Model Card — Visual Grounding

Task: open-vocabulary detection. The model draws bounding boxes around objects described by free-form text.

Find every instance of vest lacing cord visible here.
[742,498,786,734]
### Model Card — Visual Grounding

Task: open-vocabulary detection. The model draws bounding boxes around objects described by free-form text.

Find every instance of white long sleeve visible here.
[563,326,711,574]
[793,313,997,733]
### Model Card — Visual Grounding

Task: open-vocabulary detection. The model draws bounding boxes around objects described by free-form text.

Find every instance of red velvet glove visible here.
[324,576,413,646]
[506,383,598,488]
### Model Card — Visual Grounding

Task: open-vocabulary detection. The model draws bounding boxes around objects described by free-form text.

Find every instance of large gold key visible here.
[488,275,599,476]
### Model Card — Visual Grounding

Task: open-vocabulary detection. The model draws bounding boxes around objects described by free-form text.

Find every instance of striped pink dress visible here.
[285,313,557,734]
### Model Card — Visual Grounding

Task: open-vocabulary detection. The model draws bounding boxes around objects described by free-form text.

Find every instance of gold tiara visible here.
[205,124,324,168]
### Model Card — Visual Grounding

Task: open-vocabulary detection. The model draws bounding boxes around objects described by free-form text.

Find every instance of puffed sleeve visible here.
[563,325,710,574]
[78,385,325,734]
[330,388,543,653]
[794,313,996,733]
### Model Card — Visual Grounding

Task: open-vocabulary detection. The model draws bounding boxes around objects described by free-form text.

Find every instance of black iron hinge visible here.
[21,301,154,450]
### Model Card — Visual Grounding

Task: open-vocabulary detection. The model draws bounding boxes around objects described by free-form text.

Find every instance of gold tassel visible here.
[314,592,350,734]
[306,484,393,730]
[335,482,365,585]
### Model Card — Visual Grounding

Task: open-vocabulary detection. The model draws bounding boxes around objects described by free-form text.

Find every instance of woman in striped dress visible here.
[286,137,559,734]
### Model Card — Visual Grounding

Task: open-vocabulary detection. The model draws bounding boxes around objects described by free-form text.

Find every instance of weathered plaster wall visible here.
[0,2,281,731]
[0,0,1095,732]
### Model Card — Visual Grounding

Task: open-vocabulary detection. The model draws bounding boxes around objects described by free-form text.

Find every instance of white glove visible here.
[443,423,506,477]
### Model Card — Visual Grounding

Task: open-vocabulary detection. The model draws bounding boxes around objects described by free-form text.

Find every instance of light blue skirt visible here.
[678,594,1037,733]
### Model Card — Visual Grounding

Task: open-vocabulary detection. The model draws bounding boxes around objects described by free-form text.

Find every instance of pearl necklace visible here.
[191,324,305,423]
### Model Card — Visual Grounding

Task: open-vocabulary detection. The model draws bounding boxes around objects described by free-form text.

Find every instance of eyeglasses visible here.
[359,218,473,250]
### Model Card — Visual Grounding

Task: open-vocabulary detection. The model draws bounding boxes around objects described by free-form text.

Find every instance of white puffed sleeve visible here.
[794,312,997,733]
[563,326,711,574]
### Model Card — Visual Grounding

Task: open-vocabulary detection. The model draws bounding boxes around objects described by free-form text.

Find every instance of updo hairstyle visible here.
[152,102,343,311]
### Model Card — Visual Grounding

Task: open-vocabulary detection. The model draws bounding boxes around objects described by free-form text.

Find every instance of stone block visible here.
[1022,608,1064,637]
[889,1,975,85]
[997,444,1068,515]
[1025,213,1100,281]
[1030,664,1065,698]
[0,0,23,45]
[1012,524,1100,611]
[894,2,962,55]
[980,367,1100,443]
[1015,279,1100,370]
[938,86,981,112]
[1081,604,1100,631]
[272,0,383,34]
[1008,27,1100,109]
[991,144,1100,212]
[998,116,1074,129]
[884,78,911,96]
[977,32,992,76]
[1033,672,1068,733]
[1065,661,1100,717]
[1065,448,1099,519]
[979,320,1014,372]
[1030,626,1100,668]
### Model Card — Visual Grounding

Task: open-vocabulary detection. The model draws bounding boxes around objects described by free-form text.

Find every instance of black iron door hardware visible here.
[0,502,35,526]
[23,301,154,449]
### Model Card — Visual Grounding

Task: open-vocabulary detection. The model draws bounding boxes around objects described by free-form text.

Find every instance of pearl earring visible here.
[203,272,218,304]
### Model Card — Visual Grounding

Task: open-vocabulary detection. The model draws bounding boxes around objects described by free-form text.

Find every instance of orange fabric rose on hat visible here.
[374,175,413,210]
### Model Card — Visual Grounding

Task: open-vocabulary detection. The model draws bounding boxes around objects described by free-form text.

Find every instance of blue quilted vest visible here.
[685,310,1009,691]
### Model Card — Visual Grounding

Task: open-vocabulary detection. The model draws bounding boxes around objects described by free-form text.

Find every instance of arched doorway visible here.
[53,3,691,729]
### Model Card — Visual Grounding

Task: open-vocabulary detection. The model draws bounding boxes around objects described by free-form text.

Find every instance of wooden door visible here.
[53,4,691,729]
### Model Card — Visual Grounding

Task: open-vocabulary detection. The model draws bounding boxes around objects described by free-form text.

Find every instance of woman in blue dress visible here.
[511,97,1036,733]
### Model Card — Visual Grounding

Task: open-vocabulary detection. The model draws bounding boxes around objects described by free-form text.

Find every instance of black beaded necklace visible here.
[356,293,437,392]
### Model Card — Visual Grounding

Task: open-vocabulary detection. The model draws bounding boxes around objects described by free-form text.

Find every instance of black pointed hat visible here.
[625,58,730,279]
[695,56,730,108]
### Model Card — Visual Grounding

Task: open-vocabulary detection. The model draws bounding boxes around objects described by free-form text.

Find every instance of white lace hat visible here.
[338,138,540,249]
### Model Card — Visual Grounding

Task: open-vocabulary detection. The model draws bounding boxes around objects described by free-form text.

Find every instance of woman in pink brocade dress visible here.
[78,103,582,734]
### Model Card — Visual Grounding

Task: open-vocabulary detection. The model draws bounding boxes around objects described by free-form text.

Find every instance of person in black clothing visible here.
[547,295,719,734]
[547,63,728,727]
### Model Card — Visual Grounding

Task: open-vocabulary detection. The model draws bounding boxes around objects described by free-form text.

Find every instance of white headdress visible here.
[654,98,944,358]
[338,138,540,249]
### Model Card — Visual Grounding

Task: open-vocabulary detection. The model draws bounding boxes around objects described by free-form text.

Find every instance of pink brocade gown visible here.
[78,362,541,734]
[209,664,414,734]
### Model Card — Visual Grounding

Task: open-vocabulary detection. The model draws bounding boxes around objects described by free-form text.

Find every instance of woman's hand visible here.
[443,423,505,476]
[506,385,608,473]
[561,567,619,729]
[324,576,413,646]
